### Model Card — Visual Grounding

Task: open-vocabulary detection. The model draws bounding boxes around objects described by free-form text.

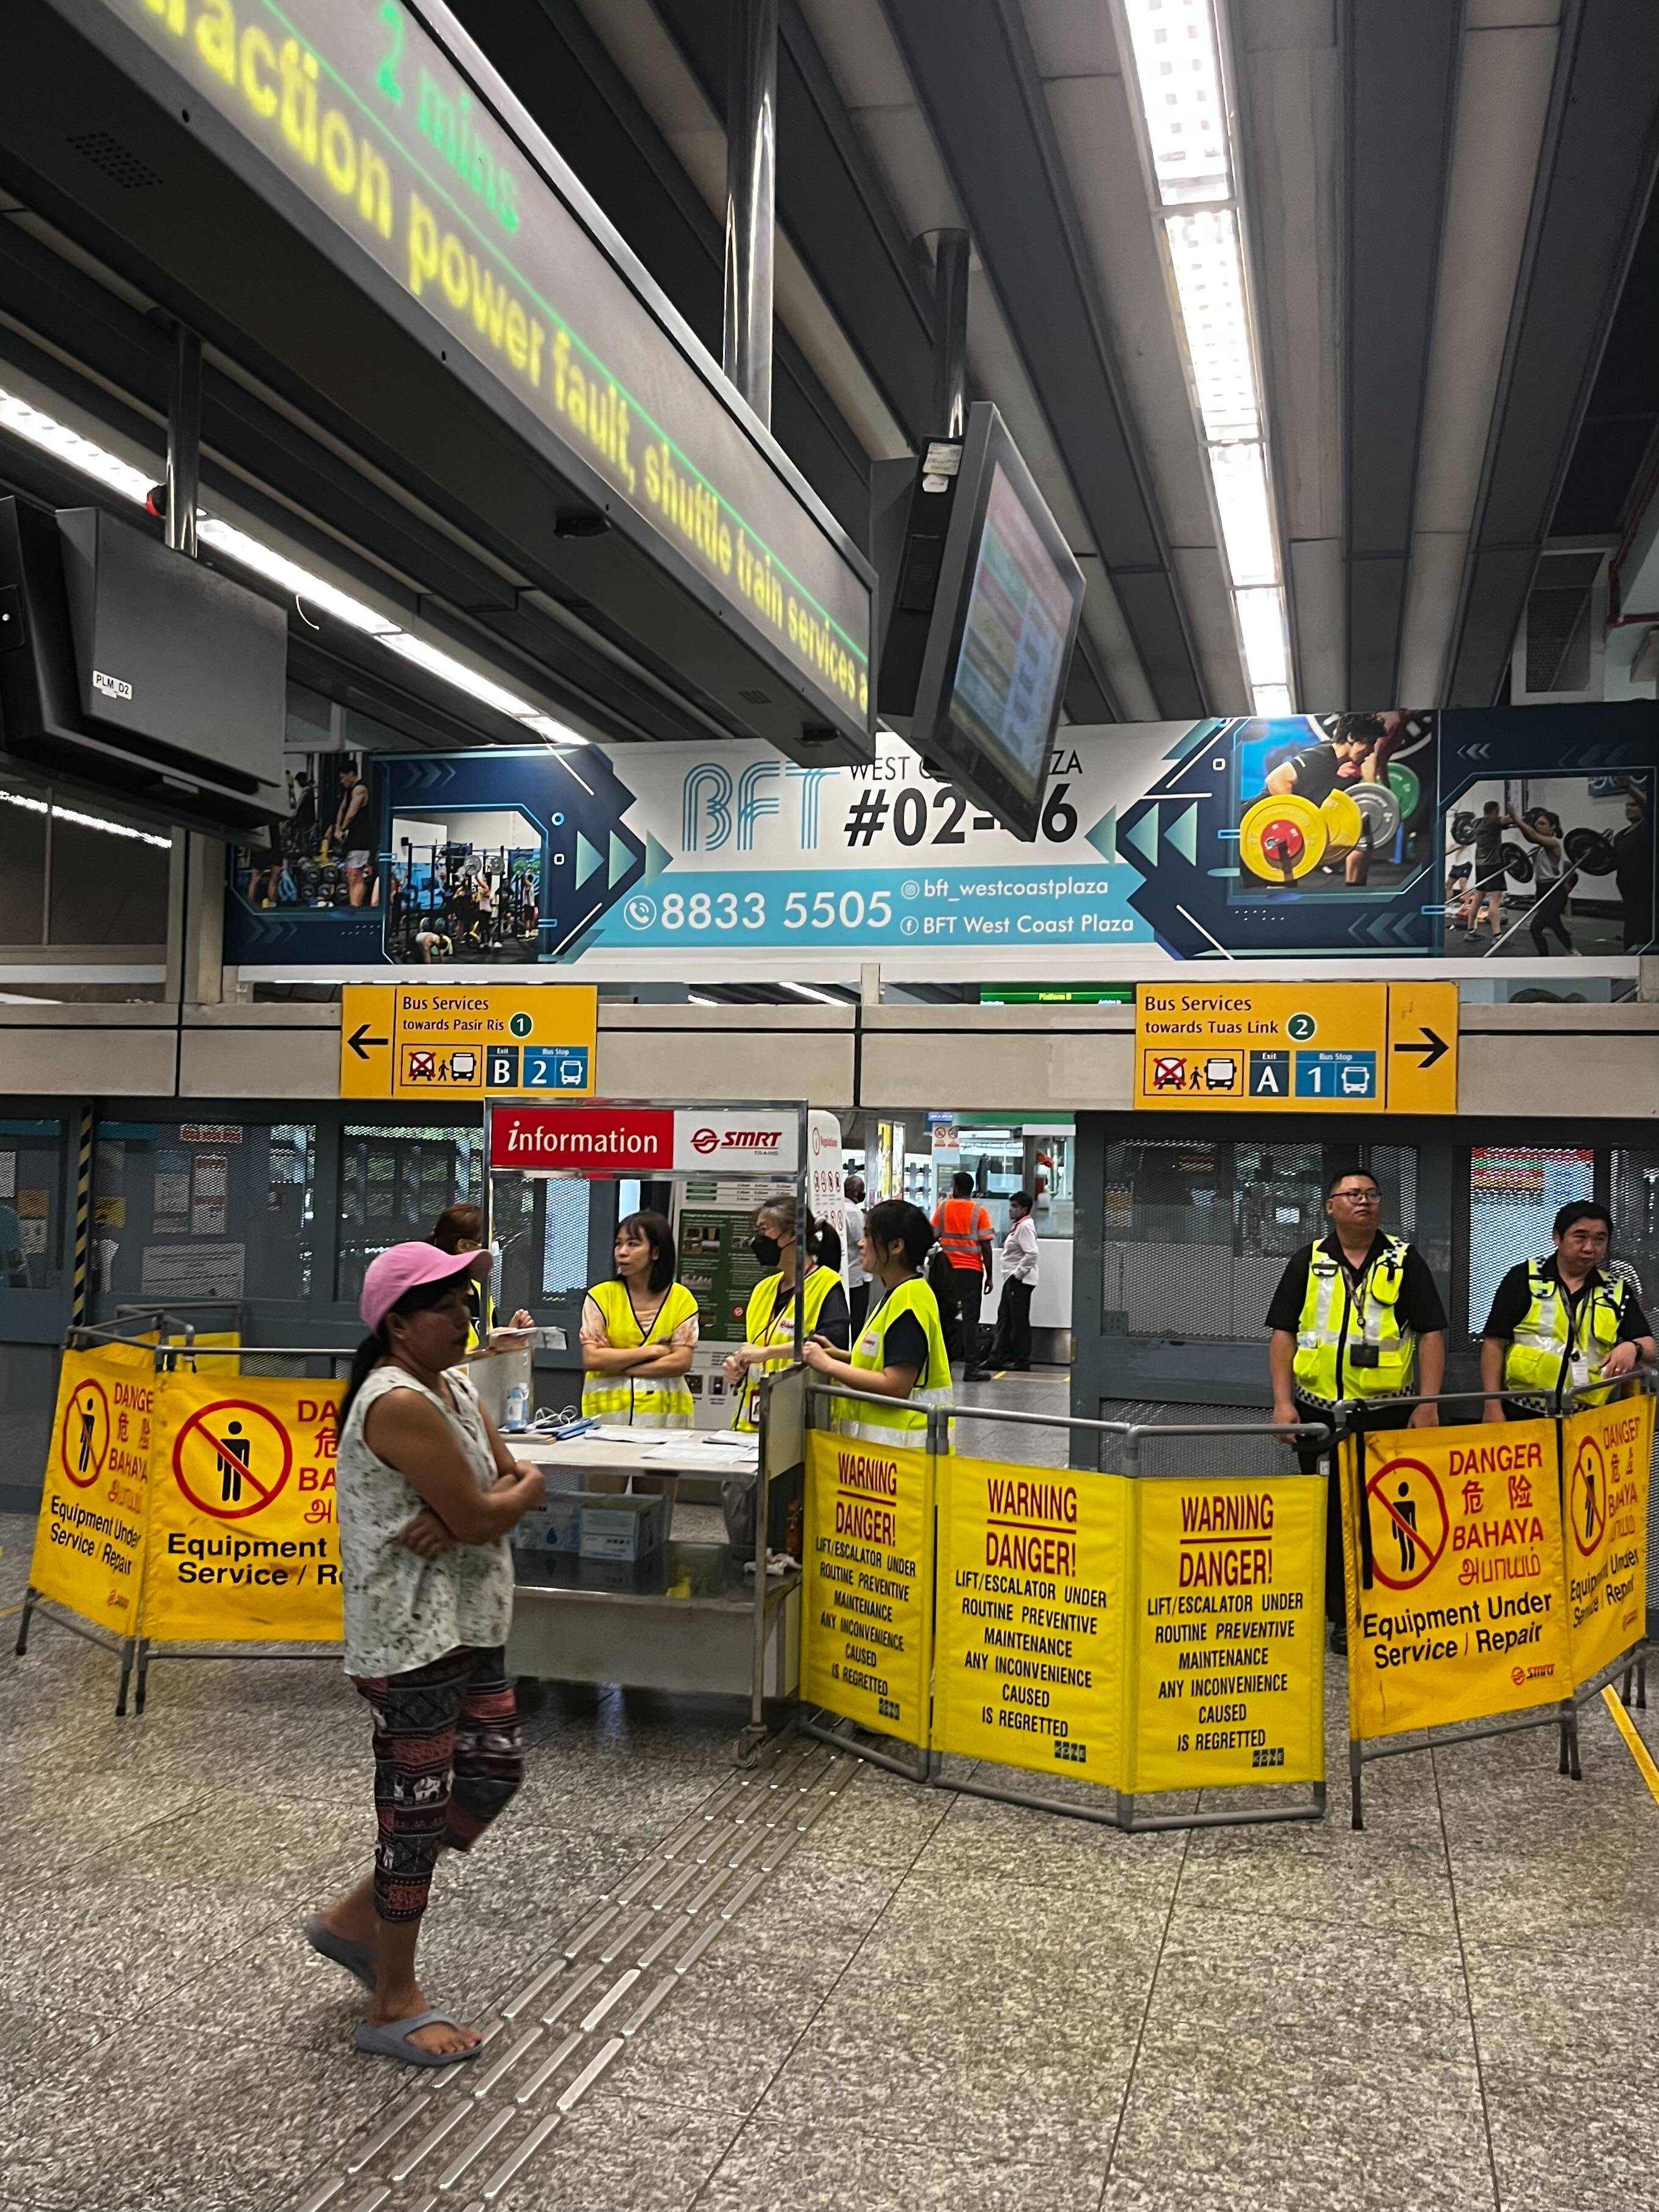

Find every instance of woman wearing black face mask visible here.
[722,1192,848,1431]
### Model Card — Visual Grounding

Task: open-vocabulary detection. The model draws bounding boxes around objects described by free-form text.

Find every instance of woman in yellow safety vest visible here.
[430,1203,533,1354]
[802,1198,953,1447]
[723,1192,850,1431]
[580,1211,699,1428]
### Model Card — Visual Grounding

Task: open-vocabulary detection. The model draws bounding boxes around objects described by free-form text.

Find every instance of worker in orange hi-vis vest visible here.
[930,1170,996,1379]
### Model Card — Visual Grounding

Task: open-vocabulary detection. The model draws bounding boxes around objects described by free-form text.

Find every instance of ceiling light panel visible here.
[1116,0,1293,717]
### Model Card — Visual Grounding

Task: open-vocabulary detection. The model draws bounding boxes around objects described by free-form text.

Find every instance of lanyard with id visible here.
[1344,1253,1386,1369]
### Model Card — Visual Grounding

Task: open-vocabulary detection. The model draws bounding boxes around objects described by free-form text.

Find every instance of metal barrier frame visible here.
[1331,1381,1655,1829]
[796,1381,1333,1833]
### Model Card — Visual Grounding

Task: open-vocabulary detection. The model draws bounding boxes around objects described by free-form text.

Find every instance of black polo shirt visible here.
[1481,1255,1650,1349]
[1266,1233,1447,1340]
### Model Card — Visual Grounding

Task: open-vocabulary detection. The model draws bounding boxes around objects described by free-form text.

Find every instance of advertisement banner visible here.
[227,704,1658,979]
[1561,1395,1652,1686]
[1342,1420,1572,1741]
[800,1430,932,1747]
[934,1458,1126,1784]
[142,1374,344,1641]
[28,1343,156,1637]
[1130,1473,1325,1793]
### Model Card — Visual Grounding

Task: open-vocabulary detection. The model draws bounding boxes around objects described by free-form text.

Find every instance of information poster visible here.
[1131,1475,1324,1792]
[1342,1419,1572,1740]
[935,1457,1125,1783]
[142,1374,343,1640]
[28,1344,156,1635]
[1561,1395,1652,1686]
[800,1430,931,1746]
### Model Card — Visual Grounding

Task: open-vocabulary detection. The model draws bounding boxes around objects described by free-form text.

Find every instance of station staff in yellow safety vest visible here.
[803,1199,954,1447]
[1481,1200,1653,1420]
[723,1193,850,1431]
[581,1211,700,1428]
[1267,1167,1447,1653]
[430,1203,534,1354]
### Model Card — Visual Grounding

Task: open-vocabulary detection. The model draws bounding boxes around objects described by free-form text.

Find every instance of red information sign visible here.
[489,1106,673,1173]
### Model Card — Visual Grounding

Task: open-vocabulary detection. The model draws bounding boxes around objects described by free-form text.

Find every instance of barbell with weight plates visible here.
[1451,811,1477,849]
[1501,842,1534,883]
[1564,827,1616,877]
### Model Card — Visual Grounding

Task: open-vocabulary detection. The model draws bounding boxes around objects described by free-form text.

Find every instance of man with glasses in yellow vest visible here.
[1479,1201,1653,1422]
[1267,1167,1447,1653]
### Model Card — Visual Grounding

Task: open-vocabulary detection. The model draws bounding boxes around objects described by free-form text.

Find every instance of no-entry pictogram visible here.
[1569,1435,1608,1559]
[1366,1456,1448,1591]
[171,1398,294,1521]
[59,1378,111,1489]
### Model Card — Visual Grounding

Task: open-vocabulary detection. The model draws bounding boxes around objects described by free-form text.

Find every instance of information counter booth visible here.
[485,1100,809,1752]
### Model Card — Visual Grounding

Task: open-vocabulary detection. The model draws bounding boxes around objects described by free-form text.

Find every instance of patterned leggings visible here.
[351,1645,522,1923]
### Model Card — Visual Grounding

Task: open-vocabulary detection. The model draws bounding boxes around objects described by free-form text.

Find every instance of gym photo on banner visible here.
[224,701,1659,976]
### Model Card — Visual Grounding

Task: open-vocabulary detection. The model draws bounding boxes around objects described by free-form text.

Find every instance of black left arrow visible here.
[1392,1025,1448,1070]
[347,1022,389,1060]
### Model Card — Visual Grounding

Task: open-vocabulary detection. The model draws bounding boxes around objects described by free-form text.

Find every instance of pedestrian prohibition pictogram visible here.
[1366,1456,1447,1591]
[171,1398,294,1521]
[58,1377,111,1489]
[1569,1434,1608,1558]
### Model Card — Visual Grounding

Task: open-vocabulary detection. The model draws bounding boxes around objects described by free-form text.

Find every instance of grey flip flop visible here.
[304,1915,377,1994]
[353,2011,482,2067]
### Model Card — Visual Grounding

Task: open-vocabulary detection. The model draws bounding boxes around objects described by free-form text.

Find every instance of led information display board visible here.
[69,0,872,751]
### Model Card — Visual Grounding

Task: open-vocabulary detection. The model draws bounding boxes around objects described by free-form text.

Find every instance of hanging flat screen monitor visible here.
[902,405,1085,842]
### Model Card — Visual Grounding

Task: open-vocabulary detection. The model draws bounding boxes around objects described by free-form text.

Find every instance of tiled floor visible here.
[4,1368,1659,2211]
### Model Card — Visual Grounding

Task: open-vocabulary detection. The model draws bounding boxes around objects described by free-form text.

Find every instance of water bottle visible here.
[503,1381,529,1431]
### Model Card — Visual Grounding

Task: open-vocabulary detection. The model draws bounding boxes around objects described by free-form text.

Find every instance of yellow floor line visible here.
[0,1602,21,1623]
[1601,1683,1659,1807]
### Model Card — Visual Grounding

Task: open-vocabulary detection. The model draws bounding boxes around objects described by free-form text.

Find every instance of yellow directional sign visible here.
[1134,980,1457,1115]
[339,984,598,1101]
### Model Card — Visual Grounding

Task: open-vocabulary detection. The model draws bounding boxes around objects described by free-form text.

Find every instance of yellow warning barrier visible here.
[800,1431,932,1749]
[29,1343,158,1638]
[1342,1396,1652,1748]
[807,1437,1326,1814]
[141,1371,342,1642]
[24,1344,344,1696]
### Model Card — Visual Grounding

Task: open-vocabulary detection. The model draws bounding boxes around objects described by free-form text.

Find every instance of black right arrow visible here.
[1393,1025,1448,1070]
[347,1022,389,1060]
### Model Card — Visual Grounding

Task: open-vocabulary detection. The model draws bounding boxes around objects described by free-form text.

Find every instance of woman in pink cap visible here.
[306,1240,545,2066]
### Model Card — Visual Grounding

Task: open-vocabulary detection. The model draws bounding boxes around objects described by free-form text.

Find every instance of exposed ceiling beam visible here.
[1396,2,1562,707]
[878,0,1207,717]
[1341,0,1464,709]
[1444,0,1659,704]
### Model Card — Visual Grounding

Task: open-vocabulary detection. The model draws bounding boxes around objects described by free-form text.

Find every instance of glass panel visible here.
[94,1120,317,1305]
[1102,1138,1322,1339]
[0,1119,65,1294]
[337,1123,481,1305]
[1608,1150,1659,1309]
[0,1341,65,1493]
[1365,1145,1419,1241]
[1467,1146,1594,1331]
[540,1177,591,1297]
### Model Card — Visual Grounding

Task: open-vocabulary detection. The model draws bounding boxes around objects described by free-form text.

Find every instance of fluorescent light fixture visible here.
[0,382,587,747]
[1117,0,1294,717]
[193,516,397,636]
[0,783,172,847]
[779,981,844,1006]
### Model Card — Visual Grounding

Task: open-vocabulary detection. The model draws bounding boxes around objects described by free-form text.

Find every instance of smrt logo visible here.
[693,1126,782,1155]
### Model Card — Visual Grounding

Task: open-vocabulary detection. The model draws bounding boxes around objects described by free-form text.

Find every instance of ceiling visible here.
[451,0,1659,719]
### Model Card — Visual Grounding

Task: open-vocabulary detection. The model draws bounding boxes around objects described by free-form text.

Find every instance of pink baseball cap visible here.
[359,1241,492,1333]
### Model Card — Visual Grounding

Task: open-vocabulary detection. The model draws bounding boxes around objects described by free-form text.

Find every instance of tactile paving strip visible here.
[289,1739,852,2212]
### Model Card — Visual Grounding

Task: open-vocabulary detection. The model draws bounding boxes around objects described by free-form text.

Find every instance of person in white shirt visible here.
[842,1173,869,1335]
[990,1191,1040,1371]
